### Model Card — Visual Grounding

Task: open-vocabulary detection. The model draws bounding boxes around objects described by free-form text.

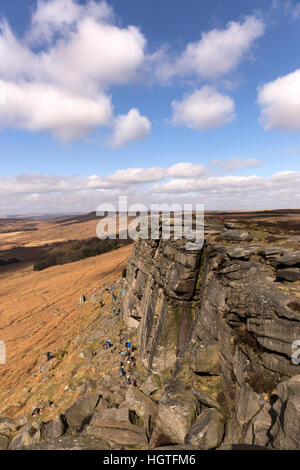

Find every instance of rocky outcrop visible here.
[121,222,300,450]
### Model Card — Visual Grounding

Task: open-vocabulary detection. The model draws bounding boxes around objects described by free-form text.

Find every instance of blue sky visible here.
[0,0,300,214]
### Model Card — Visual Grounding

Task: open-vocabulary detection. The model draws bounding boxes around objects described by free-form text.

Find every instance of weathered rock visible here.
[224,223,240,230]
[9,422,42,449]
[22,434,110,450]
[218,231,251,242]
[272,375,300,449]
[63,393,100,430]
[0,434,9,450]
[192,389,222,413]
[86,407,148,448]
[276,268,300,282]
[140,374,161,396]
[42,416,66,441]
[190,342,220,375]
[184,408,225,450]
[156,380,199,444]
[125,386,158,423]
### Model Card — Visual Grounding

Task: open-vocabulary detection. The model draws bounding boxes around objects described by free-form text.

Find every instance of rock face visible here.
[122,238,201,375]
[121,223,300,450]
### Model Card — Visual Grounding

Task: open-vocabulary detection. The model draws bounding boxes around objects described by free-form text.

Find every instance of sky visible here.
[0,0,300,215]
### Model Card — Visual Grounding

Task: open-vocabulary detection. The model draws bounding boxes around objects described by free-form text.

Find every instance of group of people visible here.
[117,341,136,386]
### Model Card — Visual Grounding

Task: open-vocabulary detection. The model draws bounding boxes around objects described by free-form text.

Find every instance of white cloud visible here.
[109,108,151,148]
[211,157,261,171]
[171,86,235,130]
[157,15,265,81]
[1,168,299,215]
[151,171,300,204]
[0,81,113,141]
[0,0,150,145]
[27,0,114,45]
[258,68,300,131]
[167,162,207,178]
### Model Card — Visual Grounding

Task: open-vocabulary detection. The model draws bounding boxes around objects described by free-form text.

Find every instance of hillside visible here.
[0,209,299,450]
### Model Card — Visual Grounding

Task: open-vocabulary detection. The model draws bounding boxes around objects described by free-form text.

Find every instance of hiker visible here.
[104,339,111,349]
[119,363,125,376]
[99,299,105,308]
[120,351,126,358]
[46,352,53,361]
[125,341,131,349]
[113,307,116,314]
[129,356,136,367]
[126,375,131,386]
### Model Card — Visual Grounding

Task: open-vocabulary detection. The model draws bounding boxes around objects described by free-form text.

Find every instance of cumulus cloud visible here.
[157,15,265,81]
[171,86,235,130]
[27,0,114,45]
[0,0,150,144]
[258,68,300,131]
[109,108,151,148]
[0,81,113,141]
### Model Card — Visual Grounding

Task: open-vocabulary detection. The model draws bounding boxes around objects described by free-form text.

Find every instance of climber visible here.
[46,352,53,361]
[126,375,131,386]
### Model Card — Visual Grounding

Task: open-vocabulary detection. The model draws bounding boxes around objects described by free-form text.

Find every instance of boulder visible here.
[140,374,161,396]
[86,407,148,448]
[0,434,9,450]
[272,375,300,449]
[63,393,100,431]
[125,386,158,423]
[276,268,300,282]
[0,415,28,434]
[156,380,199,444]
[190,342,220,376]
[9,422,42,450]
[219,231,251,242]
[42,416,66,441]
[184,408,225,450]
